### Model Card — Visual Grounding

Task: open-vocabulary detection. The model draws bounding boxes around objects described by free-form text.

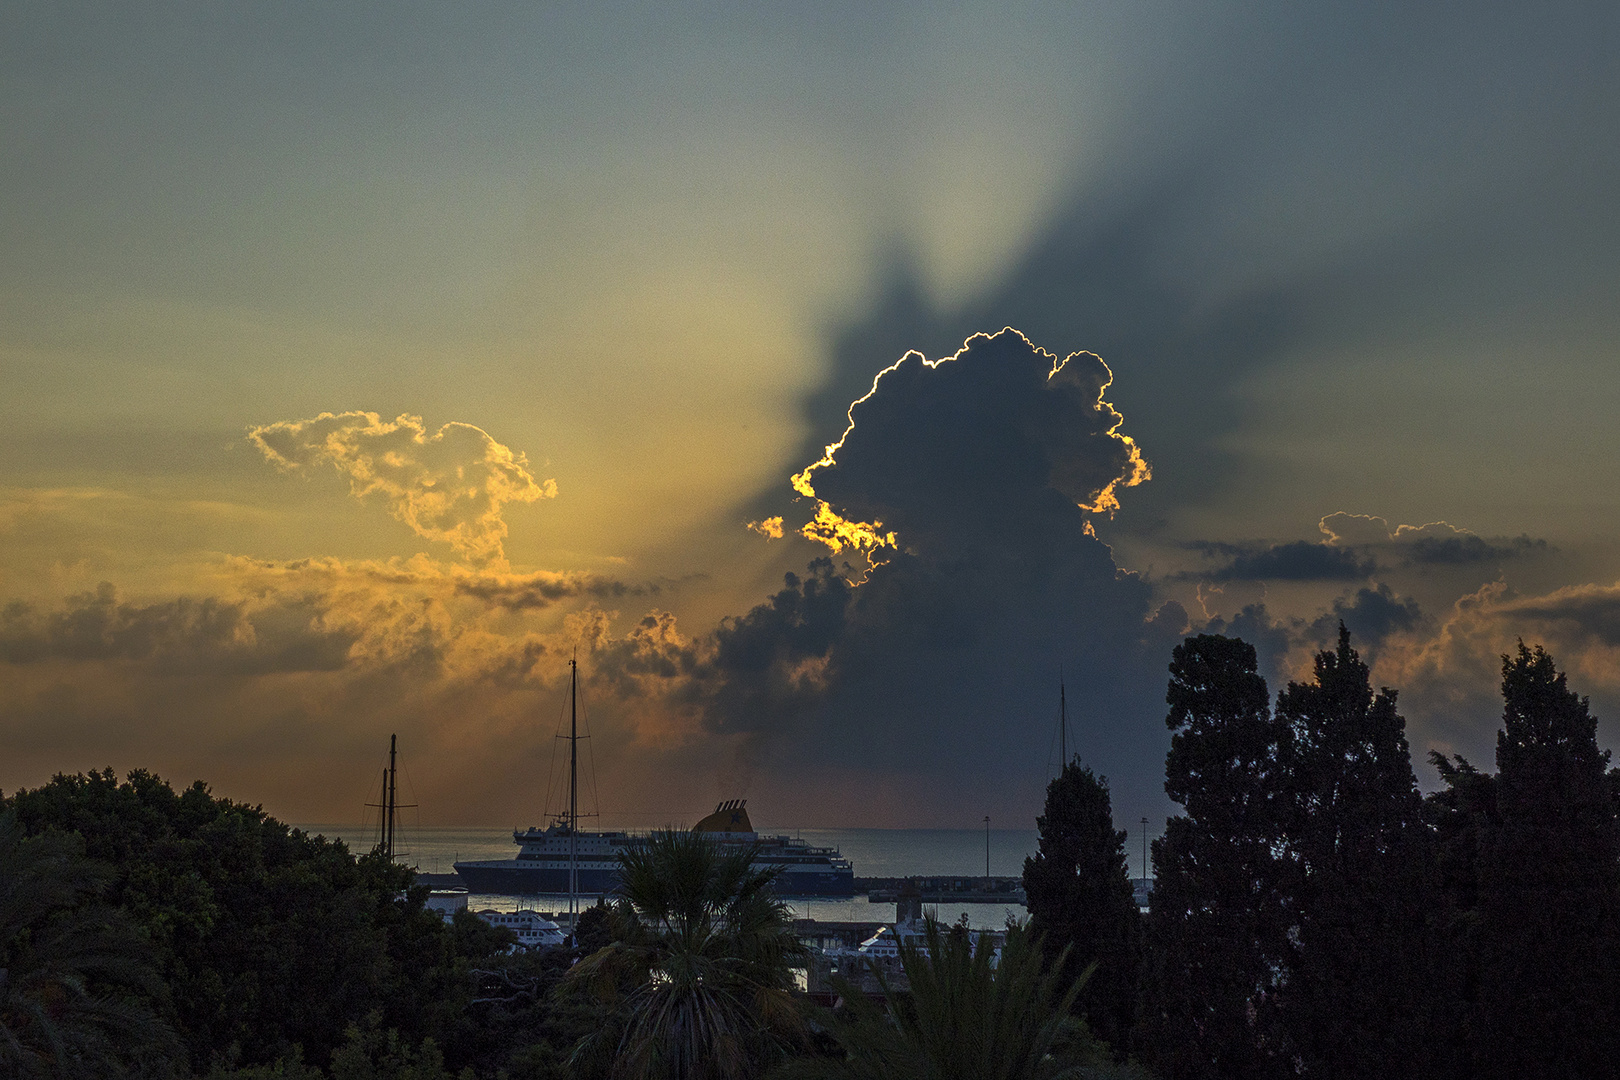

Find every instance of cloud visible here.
[790,328,1149,564]
[1318,513,1549,568]
[1402,533,1547,566]
[745,517,785,540]
[1317,584,1427,649]
[1184,539,1375,582]
[0,581,356,675]
[247,412,555,565]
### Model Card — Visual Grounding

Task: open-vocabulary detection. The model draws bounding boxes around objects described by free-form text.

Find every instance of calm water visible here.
[298,823,1040,931]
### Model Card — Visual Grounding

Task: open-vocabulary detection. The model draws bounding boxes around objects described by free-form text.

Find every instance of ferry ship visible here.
[452,659,855,898]
[452,799,856,897]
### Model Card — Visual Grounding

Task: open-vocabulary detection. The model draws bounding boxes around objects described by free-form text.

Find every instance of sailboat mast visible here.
[1059,680,1068,769]
[569,656,578,921]
[385,733,397,861]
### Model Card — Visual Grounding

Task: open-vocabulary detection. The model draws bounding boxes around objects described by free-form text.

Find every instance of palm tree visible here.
[568,829,810,1080]
[779,919,1135,1080]
[0,810,179,1078]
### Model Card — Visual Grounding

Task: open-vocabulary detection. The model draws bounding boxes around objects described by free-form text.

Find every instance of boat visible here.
[453,799,857,898]
[452,665,855,897]
[455,656,855,898]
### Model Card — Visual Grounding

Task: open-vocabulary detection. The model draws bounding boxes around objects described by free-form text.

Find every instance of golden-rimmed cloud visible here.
[248,412,555,565]
[1318,513,1548,567]
[786,328,1149,564]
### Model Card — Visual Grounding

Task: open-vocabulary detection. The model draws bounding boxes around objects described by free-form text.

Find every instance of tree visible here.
[1137,634,1291,1080]
[1271,625,1432,1080]
[3,769,468,1073]
[1022,762,1140,1053]
[567,830,808,1080]
[0,809,179,1078]
[778,919,1126,1080]
[1422,752,1497,1079]
[1478,643,1620,1077]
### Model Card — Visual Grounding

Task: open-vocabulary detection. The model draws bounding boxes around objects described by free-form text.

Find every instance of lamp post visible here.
[1141,816,1149,882]
[984,815,990,881]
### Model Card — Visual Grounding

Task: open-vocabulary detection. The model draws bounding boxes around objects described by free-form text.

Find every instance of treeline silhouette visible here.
[3,627,1616,1077]
[1026,627,1620,1079]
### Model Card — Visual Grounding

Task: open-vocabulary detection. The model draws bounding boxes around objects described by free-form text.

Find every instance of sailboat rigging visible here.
[365,733,416,862]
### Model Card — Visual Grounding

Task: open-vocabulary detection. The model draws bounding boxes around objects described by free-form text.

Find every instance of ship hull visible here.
[453,860,856,898]
[453,862,622,896]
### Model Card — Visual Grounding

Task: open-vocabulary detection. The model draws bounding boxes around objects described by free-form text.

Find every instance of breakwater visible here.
[857,875,1026,904]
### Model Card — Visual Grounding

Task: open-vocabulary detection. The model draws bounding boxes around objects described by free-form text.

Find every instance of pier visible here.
[856,875,1026,904]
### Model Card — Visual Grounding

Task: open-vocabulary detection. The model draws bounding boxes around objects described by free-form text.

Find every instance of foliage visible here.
[1477,642,1620,1077]
[0,808,181,1078]
[566,829,810,1080]
[1137,634,1291,1080]
[1421,752,1496,1078]
[1271,625,1433,1080]
[457,920,606,1080]
[778,919,1132,1080]
[2,769,474,1073]
[1022,762,1140,1053]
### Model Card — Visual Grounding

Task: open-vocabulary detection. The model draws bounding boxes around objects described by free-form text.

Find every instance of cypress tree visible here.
[1138,634,1292,1080]
[1479,643,1620,1077]
[1022,761,1140,1053]
[1423,752,1497,1079]
[1273,625,1432,1080]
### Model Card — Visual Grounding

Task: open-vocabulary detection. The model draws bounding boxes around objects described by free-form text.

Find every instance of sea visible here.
[297,823,1042,931]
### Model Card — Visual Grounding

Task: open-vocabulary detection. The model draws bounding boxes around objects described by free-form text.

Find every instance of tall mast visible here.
[569,655,578,923]
[385,733,397,861]
[1059,678,1068,770]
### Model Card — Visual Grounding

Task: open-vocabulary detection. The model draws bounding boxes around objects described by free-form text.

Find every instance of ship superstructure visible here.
[691,799,856,896]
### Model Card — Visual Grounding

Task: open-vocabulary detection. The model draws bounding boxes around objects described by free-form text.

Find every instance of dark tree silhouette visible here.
[1138,634,1291,1080]
[4,769,466,1073]
[0,810,178,1078]
[1022,761,1140,1053]
[1272,625,1433,1080]
[1423,752,1498,1079]
[1478,643,1620,1077]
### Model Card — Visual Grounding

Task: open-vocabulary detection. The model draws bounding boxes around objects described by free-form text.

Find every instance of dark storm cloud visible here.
[793,329,1148,554]
[1183,540,1375,583]
[666,329,1183,819]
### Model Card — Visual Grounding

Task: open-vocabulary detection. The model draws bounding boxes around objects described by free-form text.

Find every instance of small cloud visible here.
[1402,532,1547,566]
[1319,513,1549,566]
[247,411,555,565]
[745,516,785,540]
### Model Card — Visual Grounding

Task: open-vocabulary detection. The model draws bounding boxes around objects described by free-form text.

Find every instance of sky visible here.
[3,2,1619,832]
